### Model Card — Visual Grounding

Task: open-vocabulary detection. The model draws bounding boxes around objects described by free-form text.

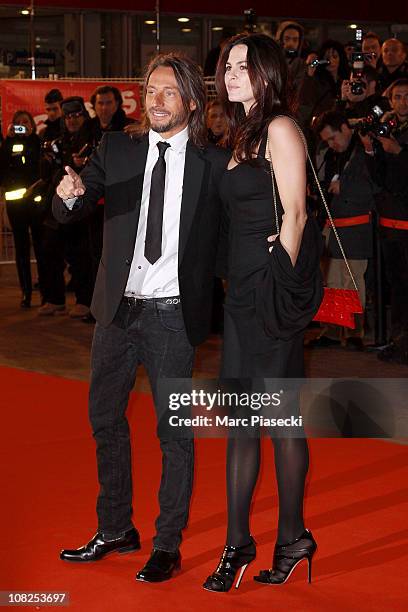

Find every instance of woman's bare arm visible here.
[267,117,307,266]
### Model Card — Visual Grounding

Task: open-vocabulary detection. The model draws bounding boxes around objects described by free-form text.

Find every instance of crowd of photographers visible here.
[1,23,408,363]
[275,23,408,364]
[0,85,136,322]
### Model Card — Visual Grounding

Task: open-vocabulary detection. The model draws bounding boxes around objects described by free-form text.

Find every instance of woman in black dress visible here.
[203,33,323,592]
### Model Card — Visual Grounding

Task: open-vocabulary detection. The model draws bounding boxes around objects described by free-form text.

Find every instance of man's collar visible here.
[149,125,189,153]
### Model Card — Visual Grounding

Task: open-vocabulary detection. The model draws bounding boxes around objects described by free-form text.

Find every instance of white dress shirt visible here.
[64,127,189,298]
[125,126,188,298]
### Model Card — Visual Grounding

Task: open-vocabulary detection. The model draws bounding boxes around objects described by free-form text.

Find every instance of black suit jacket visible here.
[52,131,229,346]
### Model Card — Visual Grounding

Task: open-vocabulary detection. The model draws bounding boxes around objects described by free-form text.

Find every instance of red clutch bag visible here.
[313,287,363,329]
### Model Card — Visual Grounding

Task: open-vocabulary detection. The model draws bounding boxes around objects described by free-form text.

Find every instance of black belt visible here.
[122,295,181,311]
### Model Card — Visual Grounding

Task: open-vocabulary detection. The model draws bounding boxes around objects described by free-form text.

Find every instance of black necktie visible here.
[144,141,171,264]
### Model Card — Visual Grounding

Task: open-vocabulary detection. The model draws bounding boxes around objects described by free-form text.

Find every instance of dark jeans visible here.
[89,298,195,552]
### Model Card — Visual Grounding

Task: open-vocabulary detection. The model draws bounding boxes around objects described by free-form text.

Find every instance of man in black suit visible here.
[53,53,229,582]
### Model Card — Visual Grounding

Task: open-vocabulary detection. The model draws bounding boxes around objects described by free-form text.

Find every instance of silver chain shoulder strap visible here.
[265,116,359,292]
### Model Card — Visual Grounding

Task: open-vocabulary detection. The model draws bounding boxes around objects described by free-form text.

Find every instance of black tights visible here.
[222,305,308,548]
[226,436,309,546]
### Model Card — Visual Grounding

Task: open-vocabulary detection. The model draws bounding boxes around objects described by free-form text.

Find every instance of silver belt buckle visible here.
[164,297,180,305]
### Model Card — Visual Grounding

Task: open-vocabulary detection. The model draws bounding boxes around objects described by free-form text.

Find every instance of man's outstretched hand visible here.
[56,166,86,199]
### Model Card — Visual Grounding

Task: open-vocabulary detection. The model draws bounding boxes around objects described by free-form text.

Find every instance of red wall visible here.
[3,0,408,22]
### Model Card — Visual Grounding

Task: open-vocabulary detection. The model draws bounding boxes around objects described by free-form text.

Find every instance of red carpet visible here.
[1,366,407,611]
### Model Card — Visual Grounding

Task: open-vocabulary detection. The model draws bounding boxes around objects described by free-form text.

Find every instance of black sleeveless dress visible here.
[220,131,323,380]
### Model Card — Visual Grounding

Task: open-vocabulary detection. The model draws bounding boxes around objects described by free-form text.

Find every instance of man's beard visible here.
[149,108,188,133]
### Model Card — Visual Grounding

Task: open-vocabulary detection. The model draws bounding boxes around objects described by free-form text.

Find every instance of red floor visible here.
[1,366,408,611]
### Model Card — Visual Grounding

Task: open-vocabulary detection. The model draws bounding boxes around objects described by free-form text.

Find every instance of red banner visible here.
[0,80,142,136]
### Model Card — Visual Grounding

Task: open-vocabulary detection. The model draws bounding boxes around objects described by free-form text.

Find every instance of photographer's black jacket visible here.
[40,120,94,225]
[39,118,63,143]
[324,136,379,259]
[364,123,408,230]
[0,133,41,192]
[87,107,136,148]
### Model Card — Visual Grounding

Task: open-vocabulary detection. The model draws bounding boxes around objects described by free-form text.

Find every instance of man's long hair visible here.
[142,53,207,148]
[215,33,296,162]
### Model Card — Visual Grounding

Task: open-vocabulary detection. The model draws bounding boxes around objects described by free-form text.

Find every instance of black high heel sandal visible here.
[203,538,256,592]
[253,529,316,585]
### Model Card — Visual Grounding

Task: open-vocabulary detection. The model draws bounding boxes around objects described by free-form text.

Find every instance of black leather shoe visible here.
[136,549,181,582]
[60,527,140,562]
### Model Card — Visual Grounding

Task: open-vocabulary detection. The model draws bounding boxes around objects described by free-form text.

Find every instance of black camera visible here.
[358,104,397,138]
[76,142,94,159]
[350,78,367,96]
[307,58,330,68]
[41,138,63,166]
[350,29,366,96]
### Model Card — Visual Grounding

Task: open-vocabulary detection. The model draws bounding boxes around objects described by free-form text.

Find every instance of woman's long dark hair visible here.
[215,33,296,161]
[142,53,208,148]
[316,39,350,82]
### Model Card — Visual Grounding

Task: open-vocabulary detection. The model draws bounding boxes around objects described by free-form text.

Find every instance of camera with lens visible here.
[41,138,63,166]
[76,142,94,159]
[350,29,366,96]
[307,58,330,68]
[357,103,397,138]
[350,75,366,96]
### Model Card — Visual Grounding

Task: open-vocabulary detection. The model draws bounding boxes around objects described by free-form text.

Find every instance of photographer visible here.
[39,88,63,143]
[39,97,94,317]
[298,39,349,128]
[362,79,408,363]
[275,20,307,90]
[309,111,379,349]
[206,98,227,144]
[362,33,382,70]
[0,111,44,308]
[378,39,408,93]
[88,85,136,147]
[338,65,387,120]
